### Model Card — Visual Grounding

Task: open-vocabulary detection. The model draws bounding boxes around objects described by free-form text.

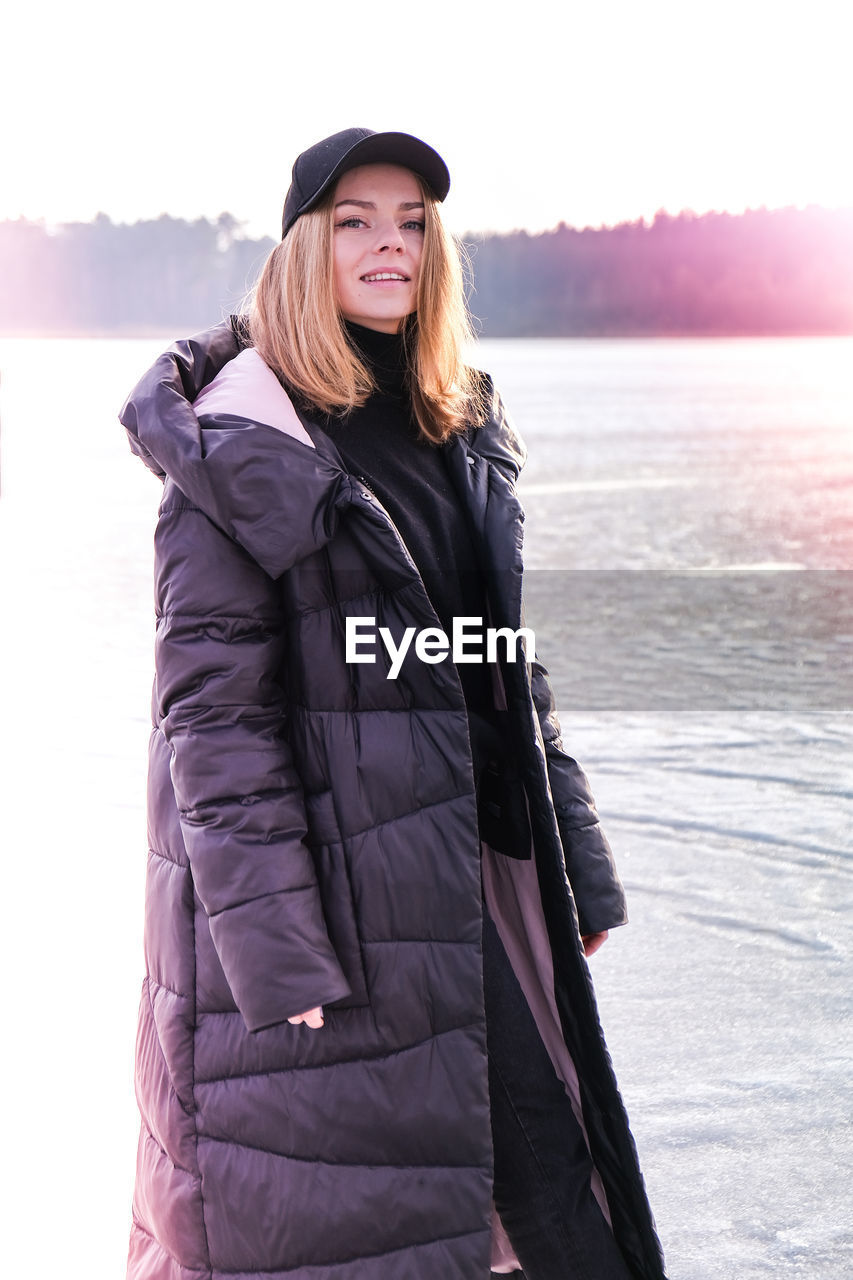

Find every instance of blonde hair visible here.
[246,180,483,442]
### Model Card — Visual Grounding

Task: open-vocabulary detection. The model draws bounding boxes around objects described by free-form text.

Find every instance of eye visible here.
[336,215,366,229]
[401,219,425,232]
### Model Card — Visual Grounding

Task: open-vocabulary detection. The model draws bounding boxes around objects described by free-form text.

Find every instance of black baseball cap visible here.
[281,128,450,239]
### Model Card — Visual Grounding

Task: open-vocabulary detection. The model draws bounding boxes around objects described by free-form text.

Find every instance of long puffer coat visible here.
[120,318,667,1280]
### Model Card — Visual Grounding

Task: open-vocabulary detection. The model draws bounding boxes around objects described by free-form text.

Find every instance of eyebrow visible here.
[334,199,425,211]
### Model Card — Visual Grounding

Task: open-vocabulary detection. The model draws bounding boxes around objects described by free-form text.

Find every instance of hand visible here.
[582,931,609,958]
[287,1006,324,1029]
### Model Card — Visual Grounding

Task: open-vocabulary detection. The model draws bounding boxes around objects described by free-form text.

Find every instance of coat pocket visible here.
[305,790,370,1009]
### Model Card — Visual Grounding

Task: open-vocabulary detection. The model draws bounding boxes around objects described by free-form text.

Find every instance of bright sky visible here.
[3,0,851,238]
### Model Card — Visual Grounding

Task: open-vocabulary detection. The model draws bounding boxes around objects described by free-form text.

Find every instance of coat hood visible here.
[119,318,527,579]
[119,318,356,578]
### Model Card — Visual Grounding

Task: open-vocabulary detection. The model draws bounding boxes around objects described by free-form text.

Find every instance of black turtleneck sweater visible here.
[319,321,501,761]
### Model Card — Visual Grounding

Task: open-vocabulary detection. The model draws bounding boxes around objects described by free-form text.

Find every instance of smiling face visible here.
[331,163,425,333]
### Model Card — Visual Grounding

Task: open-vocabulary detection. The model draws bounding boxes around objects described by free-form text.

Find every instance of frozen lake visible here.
[0,334,850,1278]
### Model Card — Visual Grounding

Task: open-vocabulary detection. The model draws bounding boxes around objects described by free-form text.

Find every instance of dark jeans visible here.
[483,903,632,1280]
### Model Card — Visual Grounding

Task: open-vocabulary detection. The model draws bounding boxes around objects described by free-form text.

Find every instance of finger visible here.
[287,1007,325,1028]
[582,931,609,957]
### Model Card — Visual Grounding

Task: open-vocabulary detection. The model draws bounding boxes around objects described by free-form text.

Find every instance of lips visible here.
[360,272,410,282]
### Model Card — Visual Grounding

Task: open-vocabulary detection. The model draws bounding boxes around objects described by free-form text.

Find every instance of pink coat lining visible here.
[191,347,315,447]
[482,845,613,1271]
[190,347,610,1273]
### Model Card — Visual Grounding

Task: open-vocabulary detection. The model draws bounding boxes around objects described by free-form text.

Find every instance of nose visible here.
[374,219,405,254]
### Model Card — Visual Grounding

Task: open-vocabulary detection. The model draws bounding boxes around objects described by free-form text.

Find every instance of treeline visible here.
[469,206,853,336]
[0,212,274,334]
[1,205,852,336]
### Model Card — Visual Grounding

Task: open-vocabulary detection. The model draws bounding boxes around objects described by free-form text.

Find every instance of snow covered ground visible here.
[572,711,852,1278]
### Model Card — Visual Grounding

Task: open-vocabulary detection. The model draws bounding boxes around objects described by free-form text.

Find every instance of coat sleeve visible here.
[154,485,352,1031]
[530,657,629,936]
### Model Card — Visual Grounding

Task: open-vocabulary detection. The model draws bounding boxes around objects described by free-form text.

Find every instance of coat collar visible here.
[463,371,527,483]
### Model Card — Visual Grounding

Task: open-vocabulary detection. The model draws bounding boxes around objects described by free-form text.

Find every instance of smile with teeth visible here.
[360,272,409,282]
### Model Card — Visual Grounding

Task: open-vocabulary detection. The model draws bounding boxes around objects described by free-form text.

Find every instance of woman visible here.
[121,128,667,1280]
